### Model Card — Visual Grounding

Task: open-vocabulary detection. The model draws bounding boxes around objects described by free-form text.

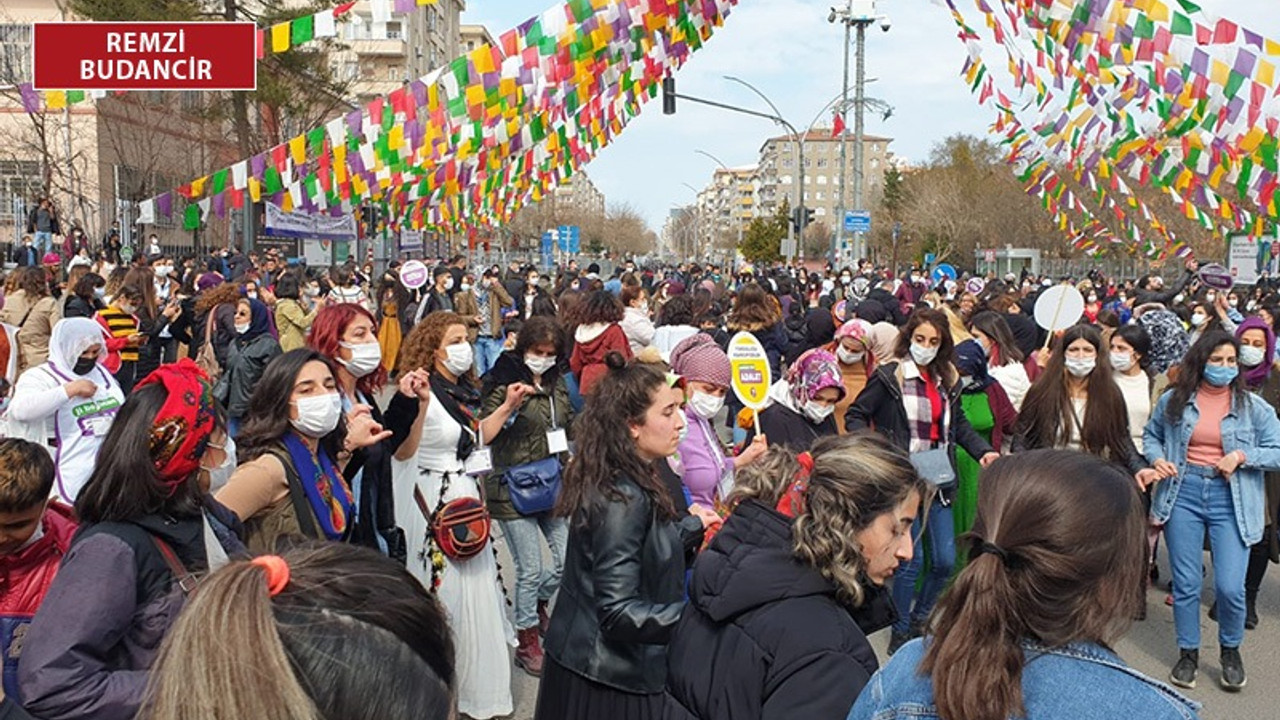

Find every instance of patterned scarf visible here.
[138,359,218,495]
[283,433,354,540]
[900,360,948,453]
[429,371,479,459]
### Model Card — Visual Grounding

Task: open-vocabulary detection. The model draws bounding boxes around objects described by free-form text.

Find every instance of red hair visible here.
[308,304,388,397]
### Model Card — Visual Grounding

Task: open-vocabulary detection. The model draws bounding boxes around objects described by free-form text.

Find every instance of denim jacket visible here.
[848,638,1200,720]
[1143,388,1280,546]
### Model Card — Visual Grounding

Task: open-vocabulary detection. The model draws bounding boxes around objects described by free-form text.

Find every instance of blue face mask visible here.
[1204,364,1238,387]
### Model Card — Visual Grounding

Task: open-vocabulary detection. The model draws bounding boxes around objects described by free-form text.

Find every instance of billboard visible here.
[1227,234,1278,286]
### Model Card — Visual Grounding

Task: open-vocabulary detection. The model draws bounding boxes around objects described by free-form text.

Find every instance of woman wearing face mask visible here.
[216,348,392,554]
[847,309,1000,653]
[620,283,656,356]
[745,349,845,453]
[393,311,532,720]
[667,334,768,512]
[18,360,244,720]
[825,319,877,433]
[522,270,550,320]
[214,298,282,437]
[273,272,317,353]
[1144,331,1280,691]
[535,352,717,720]
[968,311,1033,410]
[63,272,106,319]
[1188,297,1234,346]
[309,304,426,561]
[6,318,125,503]
[94,284,145,393]
[479,316,576,677]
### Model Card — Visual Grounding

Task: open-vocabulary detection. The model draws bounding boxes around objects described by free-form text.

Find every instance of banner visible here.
[1227,235,1278,285]
[263,202,357,240]
[303,238,334,266]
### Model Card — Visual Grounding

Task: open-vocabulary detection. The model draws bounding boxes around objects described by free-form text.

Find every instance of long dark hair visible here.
[76,383,208,523]
[1164,330,1249,422]
[556,352,677,526]
[727,282,780,331]
[969,310,1024,365]
[893,308,957,389]
[922,450,1145,720]
[1015,324,1131,459]
[239,350,347,463]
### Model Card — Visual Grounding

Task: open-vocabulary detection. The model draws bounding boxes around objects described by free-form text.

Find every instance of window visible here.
[781,175,792,185]
[870,158,880,169]
[388,64,402,81]
[387,22,403,39]
[343,61,360,80]
[815,191,825,200]
[817,158,828,168]
[0,25,31,84]
[815,207,827,217]
[817,175,828,185]
[803,158,811,167]
[782,158,793,168]
[0,160,42,223]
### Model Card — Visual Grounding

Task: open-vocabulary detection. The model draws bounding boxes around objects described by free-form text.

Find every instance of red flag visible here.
[832,111,846,137]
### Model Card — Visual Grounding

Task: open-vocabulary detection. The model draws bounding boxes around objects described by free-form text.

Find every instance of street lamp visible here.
[681,182,704,259]
[694,149,744,269]
[723,75,805,260]
[830,0,891,266]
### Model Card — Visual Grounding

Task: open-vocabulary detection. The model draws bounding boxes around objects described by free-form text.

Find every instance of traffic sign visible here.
[932,264,957,283]
[924,253,936,267]
[844,211,871,234]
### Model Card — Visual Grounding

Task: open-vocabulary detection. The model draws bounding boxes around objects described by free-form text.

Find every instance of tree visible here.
[739,200,788,265]
[601,202,652,256]
[803,220,832,259]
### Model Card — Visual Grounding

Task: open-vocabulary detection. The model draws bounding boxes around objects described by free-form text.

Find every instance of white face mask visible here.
[1065,356,1096,378]
[1240,344,1266,368]
[836,346,865,365]
[305,285,321,297]
[235,322,250,335]
[1110,351,1133,373]
[247,291,258,300]
[120,303,137,315]
[688,391,725,420]
[1191,313,1208,327]
[201,435,237,492]
[460,283,472,292]
[442,277,454,291]
[291,392,342,437]
[525,354,557,376]
[803,400,836,424]
[443,342,473,375]
[910,343,938,367]
[154,265,172,277]
[339,341,382,378]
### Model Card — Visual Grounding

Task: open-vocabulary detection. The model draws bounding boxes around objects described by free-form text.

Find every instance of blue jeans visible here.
[1165,465,1250,650]
[474,336,505,377]
[499,515,568,631]
[33,231,51,255]
[891,497,956,634]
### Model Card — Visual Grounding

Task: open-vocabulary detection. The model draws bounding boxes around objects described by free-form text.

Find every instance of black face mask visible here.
[73,356,97,375]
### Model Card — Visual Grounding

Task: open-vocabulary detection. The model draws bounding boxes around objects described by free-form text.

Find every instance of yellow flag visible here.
[248,177,262,203]
[271,23,290,53]
[289,135,306,165]
[45,91,67,109]
[1148,0,1170,22]
[190,176,207,197]
[1258,60,1275,88]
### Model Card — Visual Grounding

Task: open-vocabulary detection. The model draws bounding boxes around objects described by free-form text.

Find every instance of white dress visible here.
[392,389,514,720]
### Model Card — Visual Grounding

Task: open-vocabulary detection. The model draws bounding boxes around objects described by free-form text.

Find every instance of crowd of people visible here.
[0,240,1274,719]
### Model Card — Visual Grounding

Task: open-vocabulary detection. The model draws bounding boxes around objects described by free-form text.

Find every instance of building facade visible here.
[756,130,893,225]
[695,166,757,254]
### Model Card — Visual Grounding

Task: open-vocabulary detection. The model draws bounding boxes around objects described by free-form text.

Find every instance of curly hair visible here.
[399,311,467,377]
[727,282,781,331]
[792,431,930,607]
[195,280,243,315]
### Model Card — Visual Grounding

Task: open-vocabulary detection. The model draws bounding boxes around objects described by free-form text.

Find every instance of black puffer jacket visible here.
[544,474,706,694]
[665,499,894,720]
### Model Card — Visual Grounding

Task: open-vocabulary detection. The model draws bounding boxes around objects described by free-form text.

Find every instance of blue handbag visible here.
[503,456,562,515]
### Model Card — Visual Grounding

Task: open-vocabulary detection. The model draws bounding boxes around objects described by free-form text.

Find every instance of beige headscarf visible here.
[867,322,900,363]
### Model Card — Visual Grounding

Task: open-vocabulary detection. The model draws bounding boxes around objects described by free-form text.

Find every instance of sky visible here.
[461,0,1277,233]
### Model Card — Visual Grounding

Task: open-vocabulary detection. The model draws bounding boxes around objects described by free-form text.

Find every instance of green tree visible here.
[739,199,788,265]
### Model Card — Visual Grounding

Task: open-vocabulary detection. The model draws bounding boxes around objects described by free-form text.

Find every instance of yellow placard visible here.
[727,332,772,410]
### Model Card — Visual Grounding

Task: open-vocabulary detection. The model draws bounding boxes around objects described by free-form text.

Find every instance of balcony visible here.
[350,37,407,57]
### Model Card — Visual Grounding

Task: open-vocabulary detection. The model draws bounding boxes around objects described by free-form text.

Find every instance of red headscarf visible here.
[137,358,218,493]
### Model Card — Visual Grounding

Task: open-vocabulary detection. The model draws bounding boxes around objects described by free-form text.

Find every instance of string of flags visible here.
[132,0,741,235]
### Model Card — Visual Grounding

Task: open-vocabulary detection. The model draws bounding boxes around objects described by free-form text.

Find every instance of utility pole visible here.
[834,11,852,265]
[852,21,867,266]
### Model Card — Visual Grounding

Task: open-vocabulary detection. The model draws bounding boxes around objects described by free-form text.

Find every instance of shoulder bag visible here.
[195,308,221,382]
[501,393,563,515]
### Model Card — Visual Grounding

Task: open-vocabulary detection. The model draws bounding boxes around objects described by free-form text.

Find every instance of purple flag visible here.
[18,83,39,113]
[1244,29,1264,50]
[346,109,362,136]
[211,192,226,218]
[1191,48,1209,76]
[1234,50,1257,78]
[156,192,172,218]
[250,154,266,180]
[394,0,414,12]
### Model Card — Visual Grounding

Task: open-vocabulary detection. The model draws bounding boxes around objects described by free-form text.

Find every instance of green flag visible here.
[291,15,314,46]
[1171,12,1193,35]
[183,204,201,230]
[1175,0,1201,13]
[211,169,228,194]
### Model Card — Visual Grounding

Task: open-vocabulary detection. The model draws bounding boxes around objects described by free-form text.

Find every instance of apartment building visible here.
[756,130,893,224]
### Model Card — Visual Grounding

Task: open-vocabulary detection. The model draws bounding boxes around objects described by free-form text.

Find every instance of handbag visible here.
[416,476,491,561]
[195,308,221,383]
[909,447,956,490]
[500,393,564,515]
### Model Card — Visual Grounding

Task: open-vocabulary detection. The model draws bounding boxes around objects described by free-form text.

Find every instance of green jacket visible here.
[481,352,574,520]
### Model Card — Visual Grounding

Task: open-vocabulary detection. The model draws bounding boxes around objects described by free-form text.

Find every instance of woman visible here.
[849,451,1199,720]
[1232,317,1280,631]
[620,283,655,356]
[536,352,718,720]
[1144,330,1280,691]
[651,294,699,361]
[18,360,242,720]
[1013,325,1152,481]
[481,316,574,677]
[124,266,179,382]
[139,542,455,720]
[745,348,844,453]
[6,318,124,502]
[0,267,56,375]
[846,309,999,653]
[951,339,1017,540]
[273,272,317,353]
[376,272,414,374]
[216,297,282,436]
[394,311,530,720]
[190,280,240,366]
[569,290,632,397]
[668,333,767,511]
[215,349,391,554]
[308,304,426,559]
[666,433,925,720]
[95,284,146,393]
[63,272,105,319]
[1110,324,1155,456]
[825,318,876,433]
[969,310,1032,411]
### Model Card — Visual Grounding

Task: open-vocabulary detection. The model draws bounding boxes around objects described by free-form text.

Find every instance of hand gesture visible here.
[1216,450,1245,480]
[64,379,96,399]
[397,368,433,403]
[1135,468,1162,490]
[1152,458,1178,479]
[689,503,722,530]
[126,333,145,348]
[503,382,535,410]
[979,452,1000,468]
[735,434,768,467]
[344,404,393,450]
[162,303,181,321]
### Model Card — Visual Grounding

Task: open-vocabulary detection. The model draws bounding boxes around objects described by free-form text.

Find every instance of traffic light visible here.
[803,207,815,229]
[663,77,676,115]
[791,206,815,234]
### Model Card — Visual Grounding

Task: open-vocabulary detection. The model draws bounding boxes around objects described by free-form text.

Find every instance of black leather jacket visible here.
[543,473,705,694]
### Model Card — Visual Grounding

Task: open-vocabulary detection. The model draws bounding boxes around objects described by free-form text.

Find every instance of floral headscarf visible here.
[786,349,846,407]
[834,319,872,350]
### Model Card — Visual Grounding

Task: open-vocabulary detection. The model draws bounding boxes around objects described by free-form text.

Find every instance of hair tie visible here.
[977,541,1017,569]
[250,555,291,597]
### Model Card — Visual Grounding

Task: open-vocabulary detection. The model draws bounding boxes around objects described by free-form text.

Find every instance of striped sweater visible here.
[96,306,139,362]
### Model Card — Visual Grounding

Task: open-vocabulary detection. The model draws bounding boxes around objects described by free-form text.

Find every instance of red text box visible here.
[33,22,257,91]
